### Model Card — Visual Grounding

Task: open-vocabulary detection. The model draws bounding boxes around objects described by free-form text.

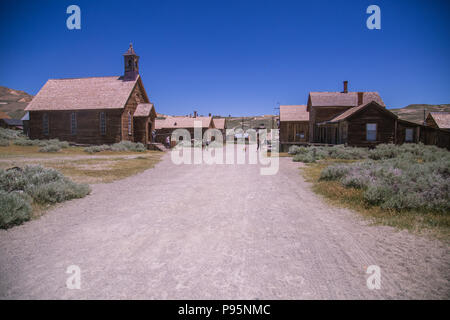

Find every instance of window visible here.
[366,123,377,141]
[71,112,77,135]
[43,113,49,135]
[128,112,132,135]
[100,112,106,135]
[405,128,413,142]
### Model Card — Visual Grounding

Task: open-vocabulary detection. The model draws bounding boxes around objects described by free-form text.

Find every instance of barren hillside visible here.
[0,86,33,119]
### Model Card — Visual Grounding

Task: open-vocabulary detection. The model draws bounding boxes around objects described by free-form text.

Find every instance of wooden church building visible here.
[25,44,156,145]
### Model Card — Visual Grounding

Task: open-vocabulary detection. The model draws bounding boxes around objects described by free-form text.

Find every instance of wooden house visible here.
[155,116,215,146]
[307,81,384,143]
[425,112,450,132]
[279,105,309,150]
[0,118,23,130]
[213,118,226,138]
[317,101,450,148]
[25,44,156,145]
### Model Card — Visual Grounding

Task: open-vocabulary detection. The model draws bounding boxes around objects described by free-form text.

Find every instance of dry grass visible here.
[47,154,162,184]
[302,160,450,240]
[0,143,163,184]
[0,144,150,158]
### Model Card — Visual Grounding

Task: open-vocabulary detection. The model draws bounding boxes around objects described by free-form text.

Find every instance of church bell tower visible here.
[123,43,139,81]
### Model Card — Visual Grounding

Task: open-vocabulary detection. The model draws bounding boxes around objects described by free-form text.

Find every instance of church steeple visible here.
[123,43,139,81]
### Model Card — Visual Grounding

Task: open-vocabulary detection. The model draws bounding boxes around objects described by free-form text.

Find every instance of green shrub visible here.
[27,180,90,204]
[14,139,38,146]
[0,127,25,140]
[293,153,316,163]
[84,141,146,153]
[0,139,9,146]
[0,166,91,228]
[84,145,111,154]
[290,145,368,162]
[318,145,450,212]
[111,141,145,152]
[320,165,350,180]
[288,145,307,155]
[0,191,32,229]
[39,144,61,152]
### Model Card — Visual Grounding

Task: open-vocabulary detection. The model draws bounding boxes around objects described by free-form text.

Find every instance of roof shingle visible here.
[25,76,139,111]
[309,92,384,107]
[213,118,226,129]
[155,116,214,129]
[429,112,450,129]
[280,105,309,122]
[134,103,155,117]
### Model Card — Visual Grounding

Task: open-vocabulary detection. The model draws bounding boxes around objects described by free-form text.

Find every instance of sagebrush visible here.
[318,143,450,212]
[0,166,91,229]
[84,141,146,153]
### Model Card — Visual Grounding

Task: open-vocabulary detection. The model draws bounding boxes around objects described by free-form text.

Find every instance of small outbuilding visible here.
[279,105,309,150]
[426,112,450,131]
[155,116,215,146]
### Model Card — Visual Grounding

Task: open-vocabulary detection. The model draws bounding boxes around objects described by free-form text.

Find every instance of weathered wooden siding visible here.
[280,121,309,143]
[28,78,153,145]
[120,80,149,141]
[396,120,419,143]
[133,117,149,144]
[346,106,396,147]
[310,105,353,142]
[28,109,123,144]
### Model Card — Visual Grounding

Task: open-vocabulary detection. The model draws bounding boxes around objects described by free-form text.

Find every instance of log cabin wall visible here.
[310,106,353,142]
[133,117,149,144]
[396,120,420,144]
[280,121,309,143]
[346,105,396,147]
[155,127,211,145]
[425,116,438,129]
[121,81,148,142]
[28,109,123,144]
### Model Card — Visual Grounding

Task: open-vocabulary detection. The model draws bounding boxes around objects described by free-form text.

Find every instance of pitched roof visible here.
[213,118,226,129]
[0,110,10,119]
[280,105,309,122]
[428,112,450,129]
[326,101,396,123]
[134,103,156,117]
[25,76,140,111]
[308,92,385,107]
[155,116,214,129]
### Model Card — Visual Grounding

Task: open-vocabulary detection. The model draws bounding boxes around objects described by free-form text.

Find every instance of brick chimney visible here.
[357,92,364,105]
[343,81,348,93]
[194,111,197,118]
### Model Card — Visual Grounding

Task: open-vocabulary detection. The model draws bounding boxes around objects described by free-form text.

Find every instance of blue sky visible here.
[0,0,449,116]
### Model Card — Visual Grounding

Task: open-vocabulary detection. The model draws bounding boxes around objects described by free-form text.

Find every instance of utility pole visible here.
[274,101,280,129]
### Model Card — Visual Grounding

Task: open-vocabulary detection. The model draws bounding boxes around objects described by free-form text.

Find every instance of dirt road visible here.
[0,148,448,299]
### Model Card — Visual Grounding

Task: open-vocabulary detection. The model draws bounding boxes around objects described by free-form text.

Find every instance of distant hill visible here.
[390,104,450,124]
[0,86,33,119]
